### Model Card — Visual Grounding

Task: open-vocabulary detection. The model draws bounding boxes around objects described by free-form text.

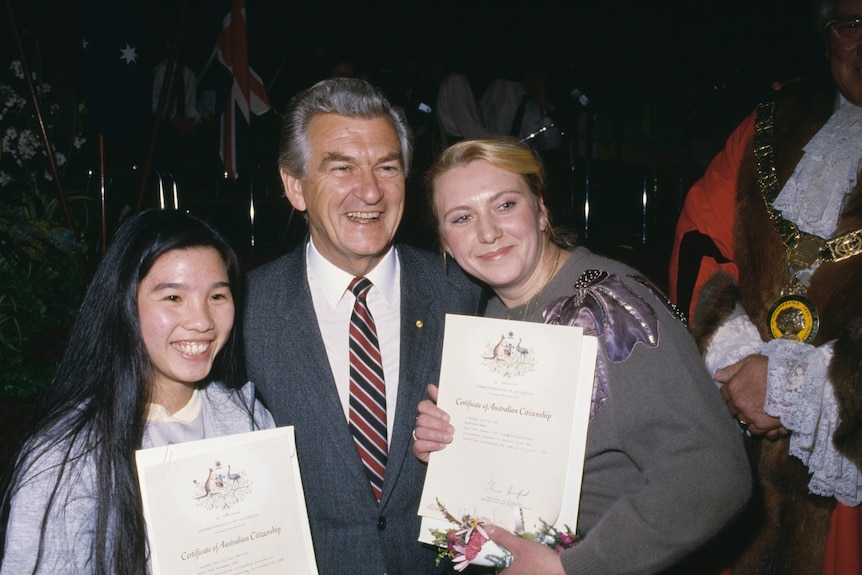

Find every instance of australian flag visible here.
[217,0,271,180]
[80,0,140,142]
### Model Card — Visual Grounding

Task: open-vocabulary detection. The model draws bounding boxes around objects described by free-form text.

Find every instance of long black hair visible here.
[0,209,245,573]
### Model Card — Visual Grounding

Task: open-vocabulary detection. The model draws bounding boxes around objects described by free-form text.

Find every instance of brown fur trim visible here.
[831,318,862,465]
[691,271,739,355]
[731,465,834,575]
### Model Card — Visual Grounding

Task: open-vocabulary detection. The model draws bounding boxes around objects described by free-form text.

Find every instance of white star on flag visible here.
[119,44,137,65]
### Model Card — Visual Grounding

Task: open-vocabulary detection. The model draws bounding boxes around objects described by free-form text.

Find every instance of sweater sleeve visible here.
[1,447,97,574]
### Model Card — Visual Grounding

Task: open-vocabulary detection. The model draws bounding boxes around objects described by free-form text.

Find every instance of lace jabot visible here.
[773,97,862,239]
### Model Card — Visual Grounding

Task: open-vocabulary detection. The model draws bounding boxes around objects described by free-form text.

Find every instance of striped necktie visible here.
[347,277,387,501]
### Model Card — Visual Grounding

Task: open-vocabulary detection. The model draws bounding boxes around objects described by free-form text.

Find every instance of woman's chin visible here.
[467,265,521,292]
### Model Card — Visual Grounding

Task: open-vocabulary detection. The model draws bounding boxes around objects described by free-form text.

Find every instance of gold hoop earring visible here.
[443,250,456,271]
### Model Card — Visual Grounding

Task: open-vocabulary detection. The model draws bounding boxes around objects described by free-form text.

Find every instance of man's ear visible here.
[281,168,307,212]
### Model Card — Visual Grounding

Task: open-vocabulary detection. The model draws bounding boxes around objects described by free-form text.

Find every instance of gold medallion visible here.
[768,295,819,343]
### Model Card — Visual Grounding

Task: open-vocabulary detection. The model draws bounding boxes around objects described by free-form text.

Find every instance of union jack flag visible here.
[217,0,270,180]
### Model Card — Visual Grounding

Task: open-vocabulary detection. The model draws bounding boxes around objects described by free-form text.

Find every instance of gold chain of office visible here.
[753,97,862,270]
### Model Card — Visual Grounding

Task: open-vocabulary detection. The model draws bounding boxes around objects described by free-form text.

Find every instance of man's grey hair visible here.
[278,77,413,178]
[815,0,837,30]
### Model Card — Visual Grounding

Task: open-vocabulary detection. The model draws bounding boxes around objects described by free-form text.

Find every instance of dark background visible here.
[2,0,829,264]
[0,0,833,469]
[3,0,825,103]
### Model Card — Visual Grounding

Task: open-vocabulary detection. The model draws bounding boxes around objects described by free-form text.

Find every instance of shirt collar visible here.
[144,388,202,423]
[307,237,398,308]
[836,91,862,111]
[838,91,848,110]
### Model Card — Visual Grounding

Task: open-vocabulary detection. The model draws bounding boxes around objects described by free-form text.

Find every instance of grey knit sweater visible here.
[485,247,751,575]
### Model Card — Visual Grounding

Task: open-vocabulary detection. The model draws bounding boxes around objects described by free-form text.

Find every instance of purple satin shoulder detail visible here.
[542,269,668,420]
[543,270,661,361]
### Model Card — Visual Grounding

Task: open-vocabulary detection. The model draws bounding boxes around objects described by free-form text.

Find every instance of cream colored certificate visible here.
[136,426,318,575]
[418,314,597,542]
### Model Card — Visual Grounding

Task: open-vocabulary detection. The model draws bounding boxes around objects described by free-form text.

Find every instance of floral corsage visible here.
[430,500,580,571]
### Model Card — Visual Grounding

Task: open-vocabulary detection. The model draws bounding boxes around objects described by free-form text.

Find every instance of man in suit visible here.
[244,77,480,574]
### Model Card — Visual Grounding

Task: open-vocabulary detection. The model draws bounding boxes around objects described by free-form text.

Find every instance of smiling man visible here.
[243,78,480,575]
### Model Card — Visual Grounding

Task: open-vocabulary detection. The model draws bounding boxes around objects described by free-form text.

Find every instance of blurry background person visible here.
[436,59,495,144]
[480,63,561,150]
[152,39,202,137]
[151,38,211,194]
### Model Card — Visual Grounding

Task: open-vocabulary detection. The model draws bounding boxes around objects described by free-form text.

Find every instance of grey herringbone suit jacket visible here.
[244,243,480,575]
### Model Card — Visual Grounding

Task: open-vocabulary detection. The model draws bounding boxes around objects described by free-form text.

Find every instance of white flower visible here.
[16,129,41,161]
[2,91,25,113]
[0,70,87,196]
[0,84,13,107]
[10,60,23,79]
[2,127,18,152]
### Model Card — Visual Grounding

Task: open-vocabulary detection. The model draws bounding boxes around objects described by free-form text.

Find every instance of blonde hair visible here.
[426,138,576,248]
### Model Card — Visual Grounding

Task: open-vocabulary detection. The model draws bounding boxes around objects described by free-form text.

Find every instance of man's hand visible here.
[412,384,454,463]
[715,354,788,440]
[485,524,565,575]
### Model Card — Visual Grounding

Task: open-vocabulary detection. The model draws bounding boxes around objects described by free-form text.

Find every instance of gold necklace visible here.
[507,246,561,322]
[753,97,862,271]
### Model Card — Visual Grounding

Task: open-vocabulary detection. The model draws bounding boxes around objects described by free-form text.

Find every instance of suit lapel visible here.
[278,250,374,496]
[380,248,442,505]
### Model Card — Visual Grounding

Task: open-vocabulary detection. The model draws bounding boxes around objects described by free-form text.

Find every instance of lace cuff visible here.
[703,306,764,388]
[763,338,861,506]
[704,308,861,504]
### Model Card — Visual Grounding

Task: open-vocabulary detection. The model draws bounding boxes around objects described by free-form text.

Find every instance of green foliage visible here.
[0,59,92,398]
[0,215,85,397]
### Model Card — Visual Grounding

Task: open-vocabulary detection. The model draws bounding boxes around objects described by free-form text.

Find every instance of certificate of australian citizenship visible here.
[136,426,318,575]
[419,314,597,541]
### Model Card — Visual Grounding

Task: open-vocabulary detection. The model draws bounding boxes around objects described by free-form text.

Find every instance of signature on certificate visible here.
[485,478,531,499]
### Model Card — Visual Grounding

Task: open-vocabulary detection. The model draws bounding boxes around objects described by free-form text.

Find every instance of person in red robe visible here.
[669,1,862,573]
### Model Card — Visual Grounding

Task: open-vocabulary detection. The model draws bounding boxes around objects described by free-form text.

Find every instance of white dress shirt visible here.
[480,78,561,149]
[152,60,200,122]
[435,73,494,139]
[306,239,401,443]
